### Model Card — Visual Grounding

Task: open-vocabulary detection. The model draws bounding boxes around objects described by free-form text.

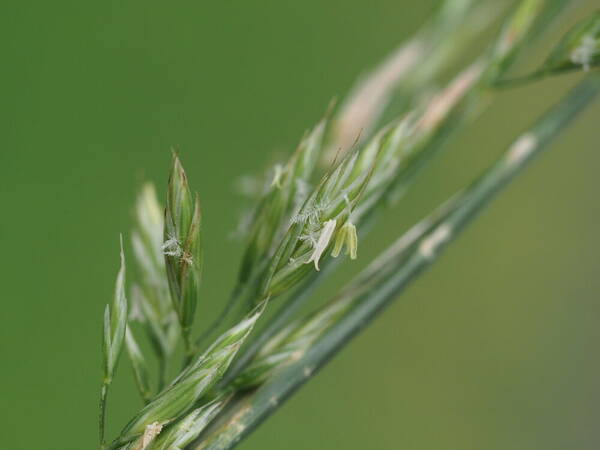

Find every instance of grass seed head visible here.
[102,236,128,382]
[164,154,203,340]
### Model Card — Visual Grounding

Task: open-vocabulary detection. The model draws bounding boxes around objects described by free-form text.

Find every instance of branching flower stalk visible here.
[97,1,599,449]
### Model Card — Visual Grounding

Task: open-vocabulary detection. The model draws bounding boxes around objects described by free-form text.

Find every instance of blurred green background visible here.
[1,1,599,449]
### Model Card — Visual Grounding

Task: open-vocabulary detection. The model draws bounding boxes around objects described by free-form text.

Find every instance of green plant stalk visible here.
[99,383,109,449]
[191,75,600,450]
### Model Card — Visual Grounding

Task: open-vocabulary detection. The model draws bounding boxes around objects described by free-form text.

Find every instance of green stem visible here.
[191,76,599,450]
[98,381,110,449]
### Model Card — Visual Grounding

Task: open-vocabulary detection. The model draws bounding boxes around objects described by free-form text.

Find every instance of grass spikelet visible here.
[100,236,128,448]
[131,183,180,389]
[164,154,203,360]
[236,118,327,290]
[262,149,373,297]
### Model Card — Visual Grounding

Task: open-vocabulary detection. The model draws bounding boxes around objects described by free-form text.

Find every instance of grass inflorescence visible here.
[96,1,600,449]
